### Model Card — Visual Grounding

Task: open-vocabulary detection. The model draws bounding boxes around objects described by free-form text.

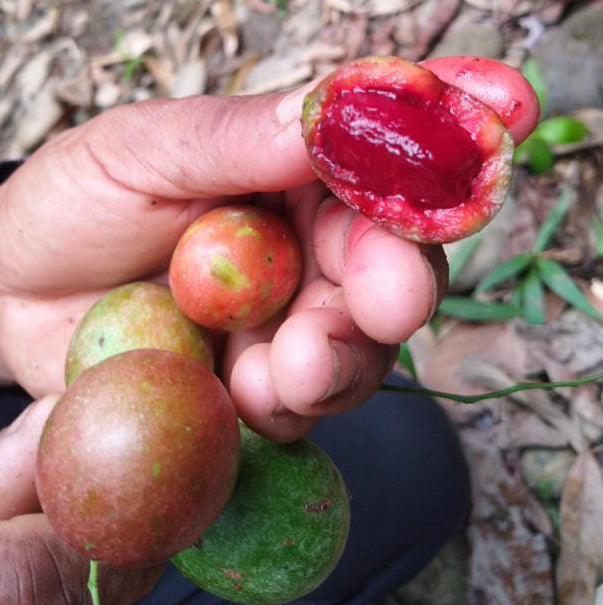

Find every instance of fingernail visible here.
[318,339,359,403]
[419,247,440,322]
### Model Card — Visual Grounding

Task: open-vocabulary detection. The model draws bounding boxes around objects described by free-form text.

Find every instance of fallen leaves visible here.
[416,314,603,603]
[557,451,603,605]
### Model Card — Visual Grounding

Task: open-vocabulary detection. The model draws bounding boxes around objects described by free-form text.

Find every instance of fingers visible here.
[0,395,59,519]
[270,306,395,415]
[230,344,319,443]
[227,277,395,441]
[72,83,317,200]
[314,198,447,344]
[0,514,163,604]
[422,55,540,144]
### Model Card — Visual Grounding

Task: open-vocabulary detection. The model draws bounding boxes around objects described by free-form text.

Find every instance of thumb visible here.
[68,82,318,200]
[0,394,58,520]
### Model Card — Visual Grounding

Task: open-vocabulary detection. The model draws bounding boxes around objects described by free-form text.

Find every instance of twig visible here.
[380,371,603,404]
[88,560,100,605]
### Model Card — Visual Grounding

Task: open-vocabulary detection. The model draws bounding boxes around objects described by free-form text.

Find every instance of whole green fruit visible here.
[37,349,240,568]
[65,282,214,386]
[172,425,350,604]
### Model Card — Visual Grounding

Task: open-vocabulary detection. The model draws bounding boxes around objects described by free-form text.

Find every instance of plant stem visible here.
[88,560,100,605]
[380,372,603,404]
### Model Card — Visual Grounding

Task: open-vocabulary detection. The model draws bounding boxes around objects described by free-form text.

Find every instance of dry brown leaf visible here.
[342,14,369,58]
[211,0,239,58]
[21,7,58,43]
[519,309,603,380]
[557,451,603,605]
[326,0,418,15]
[421,321,530,424]
[464,430,554,604]
[0,44,28,90]
[394,0,460,61]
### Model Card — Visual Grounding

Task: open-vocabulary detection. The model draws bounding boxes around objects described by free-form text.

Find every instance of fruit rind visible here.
[171,425,350,604]
[65,282,214,386]
[169,206,302,331]
[302,56,514,244]
[37,349,240,568]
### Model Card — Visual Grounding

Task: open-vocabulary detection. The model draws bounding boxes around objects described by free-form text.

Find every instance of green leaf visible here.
[398,343,418,381]
[514,136,555,173]
[522,266,546,324]
[438,296,518,322]
[475,253,533,294]
[448,235,483,286]
[533,187,572,253]
[535,116,589,146]
[522,57,547,116]
[536,257,602,321]
[511,281,524,309]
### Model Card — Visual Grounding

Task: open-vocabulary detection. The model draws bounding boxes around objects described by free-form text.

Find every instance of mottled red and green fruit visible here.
[302,56,514,244]
[37,349,240,568]
[169,206,302,331]
[172,424,350,605]
[65,282,214,386]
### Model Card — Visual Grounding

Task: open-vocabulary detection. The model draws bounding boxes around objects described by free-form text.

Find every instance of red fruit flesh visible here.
[302,56,514,244]
[316,87,483,209]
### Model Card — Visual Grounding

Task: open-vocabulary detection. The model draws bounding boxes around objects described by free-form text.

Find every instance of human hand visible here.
[0,55,538,603]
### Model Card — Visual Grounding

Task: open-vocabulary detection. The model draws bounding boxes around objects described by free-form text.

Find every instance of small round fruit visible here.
[37,349,240,568]
[169,206,302,331]
[65,282,214,386]
[171,425,350,605]
[302,55,514,244]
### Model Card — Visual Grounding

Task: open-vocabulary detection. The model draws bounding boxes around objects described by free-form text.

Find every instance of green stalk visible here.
[380,372,603,404]
[88,560,100,605]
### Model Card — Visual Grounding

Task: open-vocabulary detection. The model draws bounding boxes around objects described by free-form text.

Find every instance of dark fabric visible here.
[0,159,24,183]
[138,372,471,605]
[0,386,33,427]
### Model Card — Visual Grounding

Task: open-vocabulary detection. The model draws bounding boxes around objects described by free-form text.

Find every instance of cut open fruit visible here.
[302,56,514,244]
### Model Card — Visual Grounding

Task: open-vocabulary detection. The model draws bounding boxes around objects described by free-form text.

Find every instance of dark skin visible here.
[0,56,539,603]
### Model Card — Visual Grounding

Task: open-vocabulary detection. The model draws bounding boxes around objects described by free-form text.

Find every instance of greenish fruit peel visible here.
[171,425,350,604]
[65,282,214,385]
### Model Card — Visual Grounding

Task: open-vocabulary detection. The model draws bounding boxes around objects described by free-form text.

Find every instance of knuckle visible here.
[0,526,85,604]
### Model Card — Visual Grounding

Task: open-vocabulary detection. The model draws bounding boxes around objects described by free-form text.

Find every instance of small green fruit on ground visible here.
[65,282,213,386]
[37,349,240,568]
[172,425,350,604]
[169,206,302,331]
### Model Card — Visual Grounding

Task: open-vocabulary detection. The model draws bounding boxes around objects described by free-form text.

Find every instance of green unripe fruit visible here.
[65,282,213,385]
[172,425,350,604]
